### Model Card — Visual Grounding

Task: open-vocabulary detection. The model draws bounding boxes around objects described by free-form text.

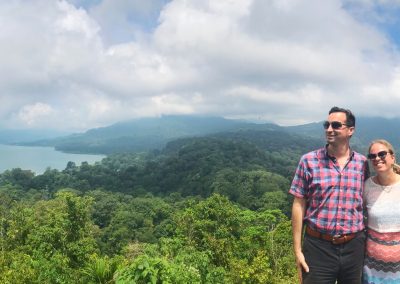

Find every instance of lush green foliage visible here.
[0,134,303,283]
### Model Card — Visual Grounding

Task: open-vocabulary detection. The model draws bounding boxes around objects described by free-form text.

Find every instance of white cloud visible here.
[0,0,400,130]
[17,103,55,126]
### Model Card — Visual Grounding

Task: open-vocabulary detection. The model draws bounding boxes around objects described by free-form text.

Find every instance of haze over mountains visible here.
[0,129,70,144]
[2,115,400,154]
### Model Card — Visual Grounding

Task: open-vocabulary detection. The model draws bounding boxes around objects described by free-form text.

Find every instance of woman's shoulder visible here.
[364,176,378,195]
[365,176,375,186]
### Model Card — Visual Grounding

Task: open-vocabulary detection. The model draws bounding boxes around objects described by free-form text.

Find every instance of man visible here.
[290,107,369,284]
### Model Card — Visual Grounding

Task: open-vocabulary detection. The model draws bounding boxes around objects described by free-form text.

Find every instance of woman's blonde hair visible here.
[369,139,400,174]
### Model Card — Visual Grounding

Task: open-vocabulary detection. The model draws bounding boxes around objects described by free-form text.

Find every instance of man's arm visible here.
[292,196,309,283]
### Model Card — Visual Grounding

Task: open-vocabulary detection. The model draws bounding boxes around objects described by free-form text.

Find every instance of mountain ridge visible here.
[9,115,400,154]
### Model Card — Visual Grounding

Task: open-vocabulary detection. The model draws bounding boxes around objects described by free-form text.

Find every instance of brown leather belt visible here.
[306,226,357,245]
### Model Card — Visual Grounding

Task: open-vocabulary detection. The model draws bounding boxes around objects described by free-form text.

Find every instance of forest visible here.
[0,131,325,283]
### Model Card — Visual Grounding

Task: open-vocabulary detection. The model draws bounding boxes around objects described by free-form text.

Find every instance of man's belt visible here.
[306,226,357,245]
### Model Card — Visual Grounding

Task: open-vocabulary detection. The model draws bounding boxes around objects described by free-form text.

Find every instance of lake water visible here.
[0,144,106,175]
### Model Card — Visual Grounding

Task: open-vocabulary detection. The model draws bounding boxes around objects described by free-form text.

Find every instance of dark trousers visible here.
[302,231,366,284]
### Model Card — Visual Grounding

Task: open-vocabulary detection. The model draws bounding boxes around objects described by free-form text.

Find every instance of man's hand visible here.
[295,250,309,283]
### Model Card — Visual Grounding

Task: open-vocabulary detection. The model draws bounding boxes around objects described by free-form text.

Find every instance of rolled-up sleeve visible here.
[289,158,309,199]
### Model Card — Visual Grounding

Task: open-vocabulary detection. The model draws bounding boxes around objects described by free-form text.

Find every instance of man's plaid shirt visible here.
[289,146,369,235]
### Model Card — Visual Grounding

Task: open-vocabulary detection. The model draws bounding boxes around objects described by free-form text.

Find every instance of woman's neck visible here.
[377,171,400,186]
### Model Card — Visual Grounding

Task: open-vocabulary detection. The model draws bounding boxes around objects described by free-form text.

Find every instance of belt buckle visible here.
[332,234,343,244]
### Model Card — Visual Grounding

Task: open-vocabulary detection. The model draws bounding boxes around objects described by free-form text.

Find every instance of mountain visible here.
[24,116,281,154]
[352,117,400,148]
[20,115,400,155]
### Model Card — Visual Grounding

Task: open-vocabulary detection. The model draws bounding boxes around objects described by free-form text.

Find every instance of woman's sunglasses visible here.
[323,121,349,130]
[367,150,392,160]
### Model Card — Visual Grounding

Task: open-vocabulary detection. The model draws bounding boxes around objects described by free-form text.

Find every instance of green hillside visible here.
[0,127,324,282]
[4,112,388,282]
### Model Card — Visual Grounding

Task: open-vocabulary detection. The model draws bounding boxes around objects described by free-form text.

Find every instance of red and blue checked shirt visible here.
[289,146,369,235]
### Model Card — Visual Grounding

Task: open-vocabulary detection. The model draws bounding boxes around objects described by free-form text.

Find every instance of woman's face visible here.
[368,143,395,174]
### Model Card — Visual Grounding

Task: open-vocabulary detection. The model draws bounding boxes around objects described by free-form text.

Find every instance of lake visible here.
[0,144,106,174]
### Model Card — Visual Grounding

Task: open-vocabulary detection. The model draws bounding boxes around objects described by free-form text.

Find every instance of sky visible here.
[1,0,400,131]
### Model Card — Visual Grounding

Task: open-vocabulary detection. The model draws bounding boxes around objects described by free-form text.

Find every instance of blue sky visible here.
[68,0,171,44]
[1,0,400,131]
[344,1,400,47]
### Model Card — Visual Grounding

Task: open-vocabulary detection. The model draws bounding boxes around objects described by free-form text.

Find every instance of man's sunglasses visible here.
[367,150,392,160]
[323,121,349,130]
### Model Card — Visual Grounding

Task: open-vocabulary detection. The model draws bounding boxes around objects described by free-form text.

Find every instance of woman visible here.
[363,139,400,283]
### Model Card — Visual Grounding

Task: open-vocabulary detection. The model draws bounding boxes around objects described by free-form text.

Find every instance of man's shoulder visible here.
[351,150,368,161]
[301,147,325,160]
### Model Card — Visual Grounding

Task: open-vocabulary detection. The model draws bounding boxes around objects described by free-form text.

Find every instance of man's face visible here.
[325,112,354,146]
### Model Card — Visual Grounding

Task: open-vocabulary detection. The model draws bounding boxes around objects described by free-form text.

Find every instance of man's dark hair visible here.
[329,106,355,127]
